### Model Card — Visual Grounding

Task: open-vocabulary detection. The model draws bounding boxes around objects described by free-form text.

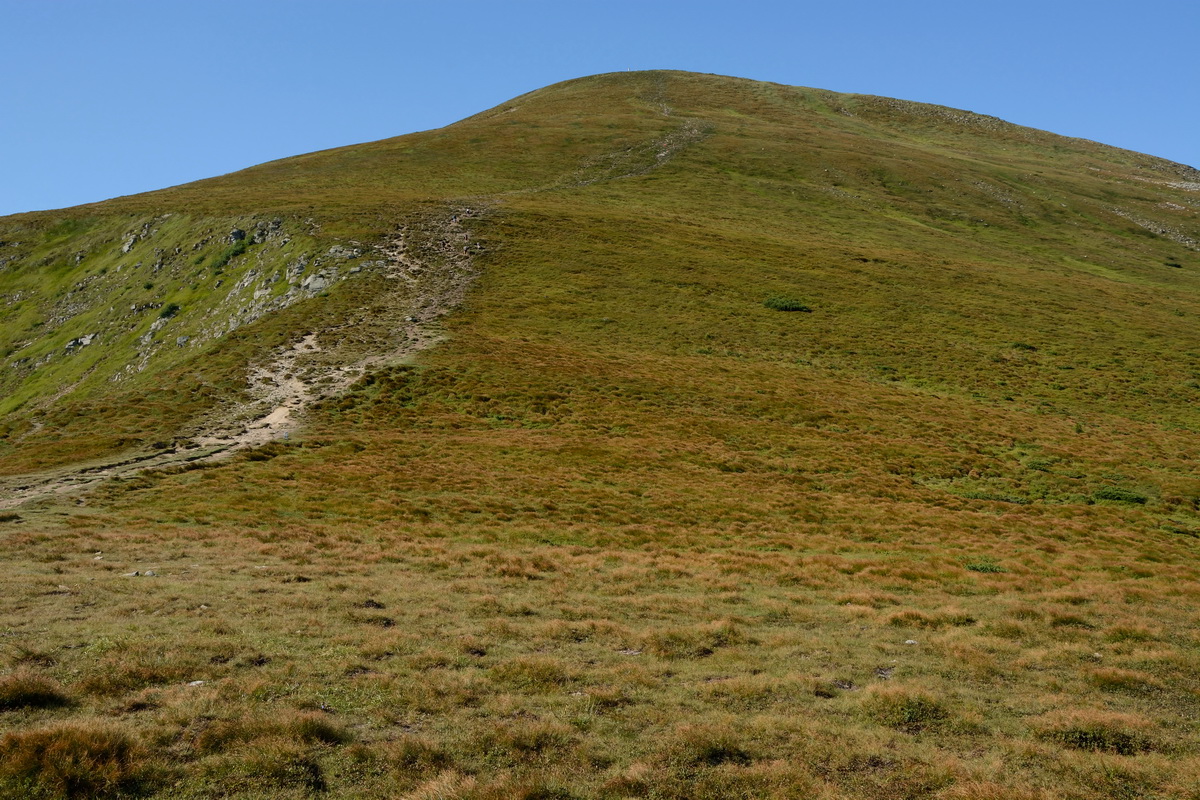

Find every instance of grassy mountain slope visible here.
[2,71,1200,799]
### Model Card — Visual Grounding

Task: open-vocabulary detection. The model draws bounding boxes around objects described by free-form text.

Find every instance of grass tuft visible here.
[0,721,157,799]
[0,671,70,711]
[863,685,951,733]
[1034,710,1155,754]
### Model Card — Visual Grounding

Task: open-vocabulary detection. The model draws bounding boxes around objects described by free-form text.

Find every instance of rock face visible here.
[301,272,333,293]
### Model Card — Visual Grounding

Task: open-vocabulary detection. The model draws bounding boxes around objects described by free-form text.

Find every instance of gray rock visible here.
[229,228,246,243]
[302,273,329,292]
[121,234,139,253]
[328,245,361,259]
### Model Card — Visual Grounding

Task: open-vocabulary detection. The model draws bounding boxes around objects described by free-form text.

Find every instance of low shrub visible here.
[763,296,812,312]
[963,557,1006,573]
[1092,486,1148,504]
[211,239,248,270]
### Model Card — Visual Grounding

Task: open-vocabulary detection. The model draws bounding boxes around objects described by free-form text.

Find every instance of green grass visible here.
[1,70,1200,798]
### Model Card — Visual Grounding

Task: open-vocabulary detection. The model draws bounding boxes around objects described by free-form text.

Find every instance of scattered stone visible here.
[875,667,895,680]
[121,234,139,253]
[832,679,856,690]
[618,648,642,656]
[176,336,190,347]
[187,680,205,687]
[229,228,246,243]
[327,244,361,259]
[904,639,918,645]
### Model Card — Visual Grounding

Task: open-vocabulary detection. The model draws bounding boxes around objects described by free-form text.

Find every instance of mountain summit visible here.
[1,71,1198,798]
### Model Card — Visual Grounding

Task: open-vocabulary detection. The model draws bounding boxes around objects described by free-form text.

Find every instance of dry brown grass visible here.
[0,720,158,798]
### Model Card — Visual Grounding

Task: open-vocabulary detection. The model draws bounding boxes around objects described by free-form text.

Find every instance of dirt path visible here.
[0,205,486,510]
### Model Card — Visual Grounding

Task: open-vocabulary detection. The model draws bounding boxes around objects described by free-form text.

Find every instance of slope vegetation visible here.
[1,71,1199,799]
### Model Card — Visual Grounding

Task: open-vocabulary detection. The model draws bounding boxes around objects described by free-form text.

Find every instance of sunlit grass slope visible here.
[2,70,1200,799]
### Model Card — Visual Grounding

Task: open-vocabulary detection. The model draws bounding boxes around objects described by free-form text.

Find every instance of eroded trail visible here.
[0,206,486,510]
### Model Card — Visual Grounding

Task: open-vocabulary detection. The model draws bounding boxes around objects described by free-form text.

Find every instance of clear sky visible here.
[2,0,1197,216]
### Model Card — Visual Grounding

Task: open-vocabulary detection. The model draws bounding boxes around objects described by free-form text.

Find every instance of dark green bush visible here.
[764,296,811,312]
[1092,486,1148,504]
[211,239,248,270]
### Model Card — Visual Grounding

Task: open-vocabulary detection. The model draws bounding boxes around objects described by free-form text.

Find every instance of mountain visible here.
[1,71,1198,799]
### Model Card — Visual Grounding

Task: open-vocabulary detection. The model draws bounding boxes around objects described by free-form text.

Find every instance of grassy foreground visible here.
[2,70,1200,798]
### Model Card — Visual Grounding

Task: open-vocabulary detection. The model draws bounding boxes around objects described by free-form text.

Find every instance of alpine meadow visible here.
[2,70,1200,799]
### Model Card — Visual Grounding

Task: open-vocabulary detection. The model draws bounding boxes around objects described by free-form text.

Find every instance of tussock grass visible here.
[862,685,952,733]
[1034,709,1157,755]
[0,721,157,798]
[0,672,69,712]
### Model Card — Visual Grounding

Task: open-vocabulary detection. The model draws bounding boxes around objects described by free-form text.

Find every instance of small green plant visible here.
[1010,342,1038,351]
[143,282,154,290]
[764,296,811,312]
[964,556,1006,573]
[1092,486,1148,504]
[158,303,180,319]
[211,239,249,270]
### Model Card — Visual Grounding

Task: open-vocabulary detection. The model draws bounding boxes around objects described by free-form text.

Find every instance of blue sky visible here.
[2,0,1197,216]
